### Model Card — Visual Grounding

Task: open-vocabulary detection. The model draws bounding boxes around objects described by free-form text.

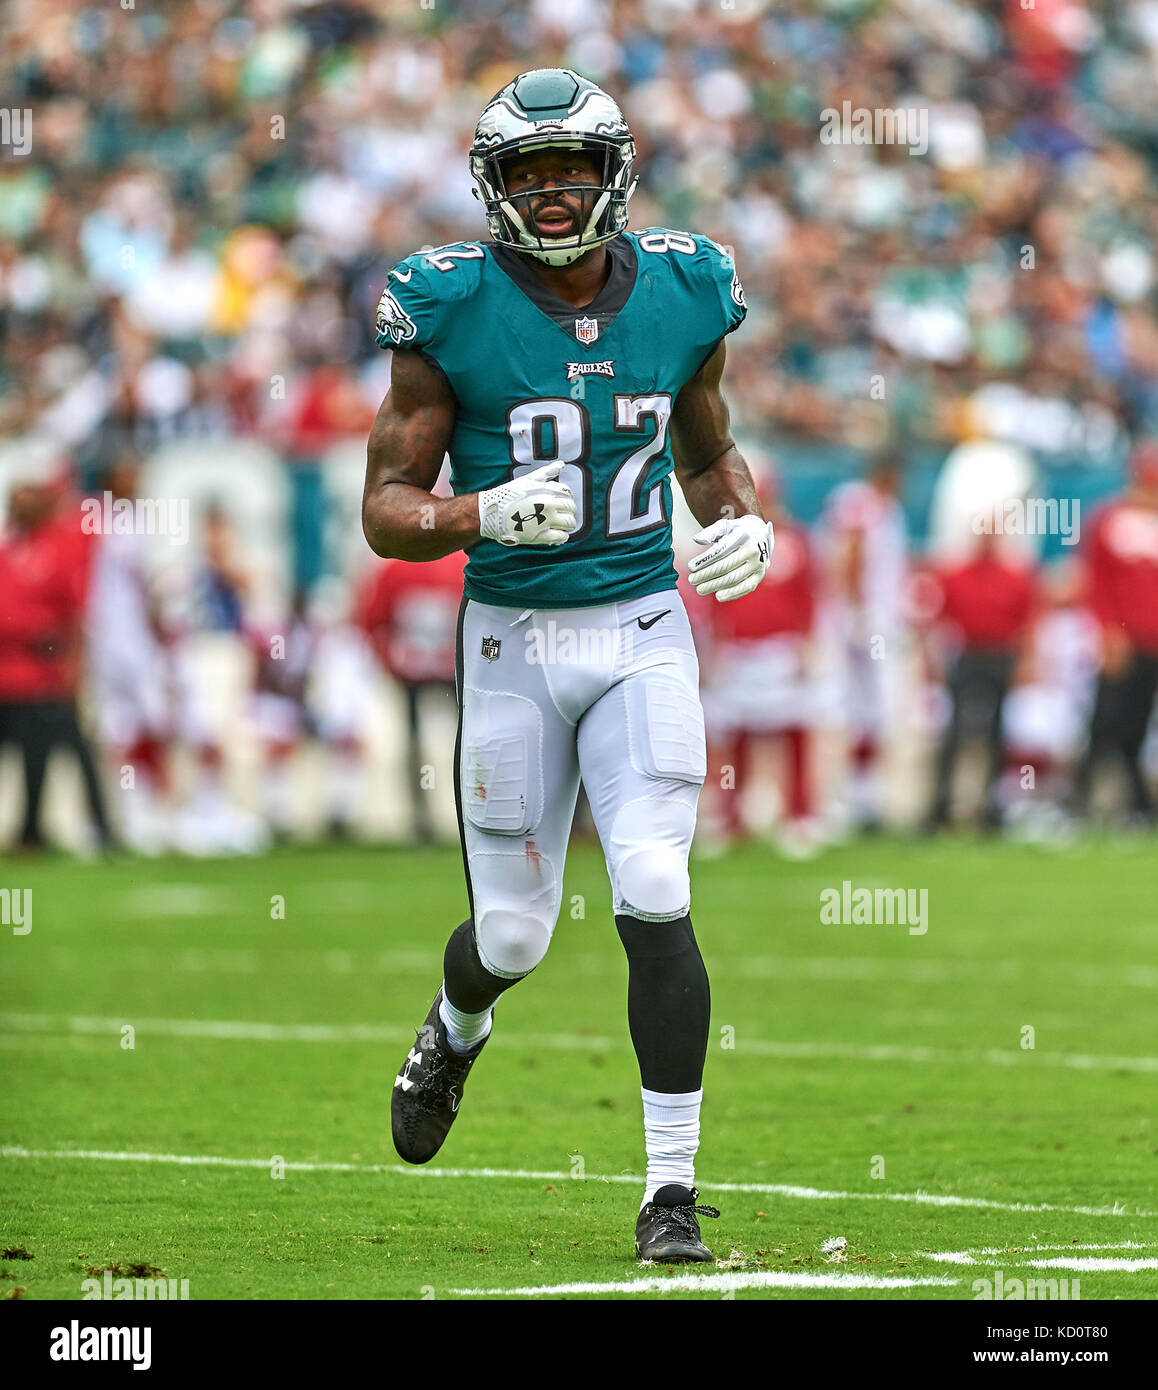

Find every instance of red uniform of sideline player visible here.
[0,473,110,851]
[357,550,464,843]
[923,528,1038,831]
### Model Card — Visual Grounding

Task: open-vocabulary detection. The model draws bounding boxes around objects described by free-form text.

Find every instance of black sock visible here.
[614,913,710,1093]
[442,919,527,1014]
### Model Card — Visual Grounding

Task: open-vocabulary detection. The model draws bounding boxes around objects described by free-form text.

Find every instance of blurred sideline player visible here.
[363,71,774,1262]
[85,457,174,853]
[922,524,1037,831]
[0,467,111,851]
[171,504,268,855]
[1071,440,1158,822]
[308,581,375,840]
[688,465,820,856]
[250,584,372,841]
[820,453,907,831]
[358,550,463,844]
[249,589,317,842]
[1000,562,1099,836]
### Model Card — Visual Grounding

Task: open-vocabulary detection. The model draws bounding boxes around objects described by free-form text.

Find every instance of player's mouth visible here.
[532,205,578,236]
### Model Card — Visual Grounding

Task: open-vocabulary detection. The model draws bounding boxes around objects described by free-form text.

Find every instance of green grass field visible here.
[2,836,1156,1301]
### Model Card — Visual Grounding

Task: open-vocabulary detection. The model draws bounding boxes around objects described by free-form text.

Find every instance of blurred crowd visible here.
[3,0,1158,851]
[5,0,1158,486]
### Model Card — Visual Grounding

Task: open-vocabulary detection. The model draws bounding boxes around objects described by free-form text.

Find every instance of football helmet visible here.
[469,68,637,267]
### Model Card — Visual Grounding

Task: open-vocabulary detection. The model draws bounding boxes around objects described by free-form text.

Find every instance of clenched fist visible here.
[688,513,774,601]
[478,463,578,547]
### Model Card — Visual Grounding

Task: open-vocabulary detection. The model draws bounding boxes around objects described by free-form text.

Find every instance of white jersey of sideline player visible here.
[85,526,169,749]
[823,478,908,639]
[85,526,173,853]
[819,475,909,828]
[1002,606,1100,762]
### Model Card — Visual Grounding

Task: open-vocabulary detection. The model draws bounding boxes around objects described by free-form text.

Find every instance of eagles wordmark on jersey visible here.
[375,229,746,608]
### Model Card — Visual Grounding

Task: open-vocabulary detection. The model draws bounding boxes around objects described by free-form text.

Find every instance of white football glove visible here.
[478,462,578,547]
[688,513,775,602]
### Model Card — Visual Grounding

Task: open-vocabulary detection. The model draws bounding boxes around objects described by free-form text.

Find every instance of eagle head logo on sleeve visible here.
[376,287,419,347]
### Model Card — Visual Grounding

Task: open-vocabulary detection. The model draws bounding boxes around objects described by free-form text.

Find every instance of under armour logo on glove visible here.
[512,503,548,532]
[478,463,578,547]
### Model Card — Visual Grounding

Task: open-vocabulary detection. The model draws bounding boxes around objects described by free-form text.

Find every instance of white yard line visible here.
[0,1147,562,1178]
[738,1039,1158,1072]
[1024,1257,1158,1272]
[2,1146,1154,1218]
[928,1242,1155,1264]
[0,1014,608,1050]
[449,1271,959,1297]
[114,882,388,917]
[1,1011,1155,1073]
[24,944,1158,990]
[704,957,1158,991]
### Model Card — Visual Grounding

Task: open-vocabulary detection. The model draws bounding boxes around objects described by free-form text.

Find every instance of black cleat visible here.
[391,988,488,1164]
[635,1184,720,1263]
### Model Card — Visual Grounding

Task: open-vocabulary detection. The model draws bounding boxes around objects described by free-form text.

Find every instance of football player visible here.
[363,70,774,1264]
[820,454,908,832]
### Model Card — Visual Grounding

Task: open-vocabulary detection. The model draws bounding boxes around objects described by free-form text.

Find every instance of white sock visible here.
[641,1087,702,1207]
[438,986,493,1056]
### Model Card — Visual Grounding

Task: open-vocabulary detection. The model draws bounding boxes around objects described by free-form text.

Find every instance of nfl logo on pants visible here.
[481,635,502,662]
[575,316,599,345]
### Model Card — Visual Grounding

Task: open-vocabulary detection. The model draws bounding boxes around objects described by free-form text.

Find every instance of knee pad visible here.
[472,848,559,977]
[608,791,696,922]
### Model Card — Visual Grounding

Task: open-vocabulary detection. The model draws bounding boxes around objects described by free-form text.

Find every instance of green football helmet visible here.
[469,68,637,267]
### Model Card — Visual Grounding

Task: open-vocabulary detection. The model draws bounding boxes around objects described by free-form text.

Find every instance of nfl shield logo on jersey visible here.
[481,634,502,662]
[575,316,599,345]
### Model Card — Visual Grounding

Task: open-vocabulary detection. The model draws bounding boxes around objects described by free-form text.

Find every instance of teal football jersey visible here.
[374,229,746,609]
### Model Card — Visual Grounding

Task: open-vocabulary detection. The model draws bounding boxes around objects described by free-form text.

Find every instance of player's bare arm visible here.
[363,349,578,561]
[671,339,760,523]
[672,339,774,602]
[362,349,474,562]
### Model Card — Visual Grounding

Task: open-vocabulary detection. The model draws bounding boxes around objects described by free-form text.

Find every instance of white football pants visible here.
[455,590,706,979]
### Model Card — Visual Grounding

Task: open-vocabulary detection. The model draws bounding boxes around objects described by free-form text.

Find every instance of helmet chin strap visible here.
[526,244,589,268]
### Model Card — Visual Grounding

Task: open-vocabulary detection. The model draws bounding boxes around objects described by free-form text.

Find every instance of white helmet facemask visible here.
[469,70,638,267]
